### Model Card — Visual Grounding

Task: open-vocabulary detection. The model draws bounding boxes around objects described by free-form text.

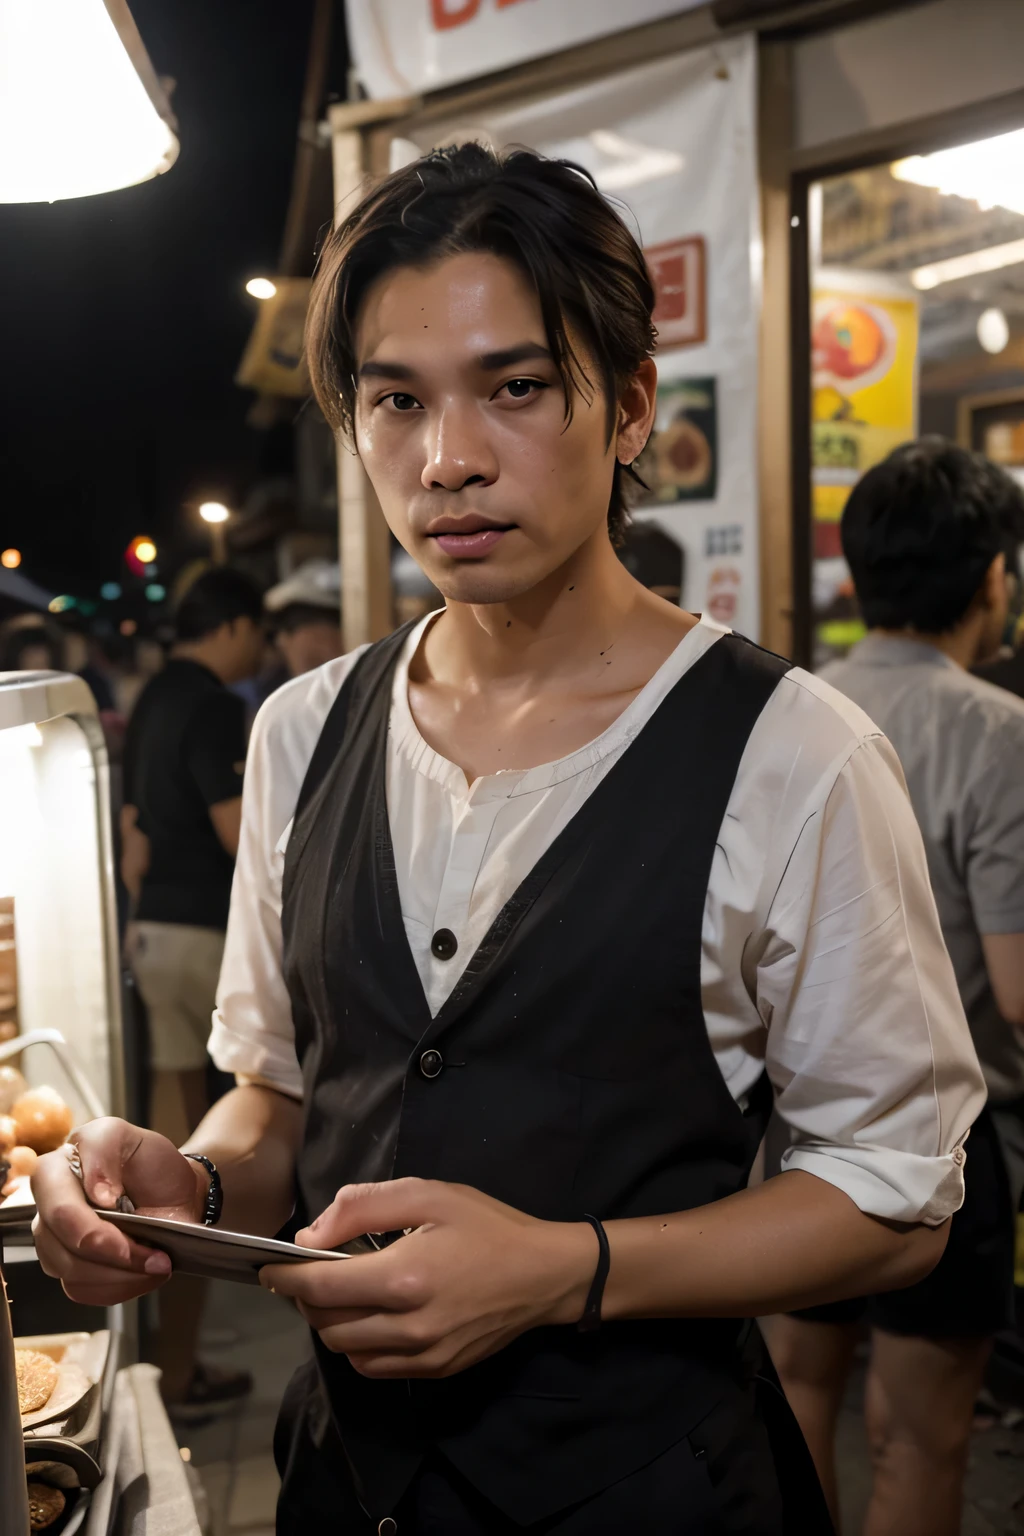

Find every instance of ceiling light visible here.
[588,130,684,192]
[245,278,277,301]
[199,502,230,524]
[0,0,179,203]
[977,307,1010,355]
[911,236,1024,290]
[892,127,1024,216]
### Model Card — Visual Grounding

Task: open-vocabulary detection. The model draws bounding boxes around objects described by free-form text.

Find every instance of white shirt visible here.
[211,613,986,1226]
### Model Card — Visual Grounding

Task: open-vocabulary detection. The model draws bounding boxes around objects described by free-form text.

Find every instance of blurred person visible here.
[121,566,262,1415]
[29,147,987,1534]
[766,440,1024,1536]
[265,559,344,679]
[0,621,62,672]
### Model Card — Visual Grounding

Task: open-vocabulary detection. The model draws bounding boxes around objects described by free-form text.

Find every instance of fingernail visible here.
[144,1252,171,1276]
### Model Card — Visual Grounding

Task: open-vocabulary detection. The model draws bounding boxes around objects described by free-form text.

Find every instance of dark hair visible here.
[841,438,1024,633]
[174,568,263,642]
[305,141,657,542]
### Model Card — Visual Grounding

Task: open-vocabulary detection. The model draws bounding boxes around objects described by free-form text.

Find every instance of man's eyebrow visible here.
[357,359,416,381]
[356,343,552,382]
[478,343,553,370]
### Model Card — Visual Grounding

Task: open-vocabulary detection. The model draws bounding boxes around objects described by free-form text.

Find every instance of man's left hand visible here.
[259,1178,595,1379]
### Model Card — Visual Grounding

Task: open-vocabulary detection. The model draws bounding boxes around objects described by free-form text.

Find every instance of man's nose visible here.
[421,402,498,492]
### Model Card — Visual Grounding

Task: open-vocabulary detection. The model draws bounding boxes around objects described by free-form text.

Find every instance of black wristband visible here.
[577,1213,610,1333]
[184,1153,223,1227]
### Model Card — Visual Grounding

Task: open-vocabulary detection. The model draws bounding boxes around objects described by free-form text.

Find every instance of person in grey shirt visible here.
[768,439,1024,1536]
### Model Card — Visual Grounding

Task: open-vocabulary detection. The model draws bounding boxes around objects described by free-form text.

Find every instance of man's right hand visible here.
[31,1118,205,1305]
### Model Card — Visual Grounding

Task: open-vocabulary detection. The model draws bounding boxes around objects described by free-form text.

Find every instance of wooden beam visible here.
[330,124,394,650]
[758,41,795,658]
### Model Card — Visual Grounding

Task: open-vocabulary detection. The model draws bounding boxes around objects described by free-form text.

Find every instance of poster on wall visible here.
[403,35,761,636]
[347,0,706,100]
[811,270,919,661]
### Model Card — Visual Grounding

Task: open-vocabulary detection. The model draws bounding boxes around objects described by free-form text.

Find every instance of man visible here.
[767,440,1024,1535]
[121,565,263,1414]
[33,147,983,1533]
[264,560,344,681]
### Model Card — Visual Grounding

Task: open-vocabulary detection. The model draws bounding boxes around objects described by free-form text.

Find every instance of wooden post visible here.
[757,41,795,660]
[328,102,418,651]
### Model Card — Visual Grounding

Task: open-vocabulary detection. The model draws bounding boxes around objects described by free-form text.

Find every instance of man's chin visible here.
[427,560,547,607]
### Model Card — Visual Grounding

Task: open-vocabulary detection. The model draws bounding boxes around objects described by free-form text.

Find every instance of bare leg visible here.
[862,1329,991,1536]
[148,1067,209,1402]
[763,1313,861,1532]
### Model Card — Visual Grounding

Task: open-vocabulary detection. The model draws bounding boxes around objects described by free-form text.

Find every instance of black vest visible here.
[280,625,795,1526]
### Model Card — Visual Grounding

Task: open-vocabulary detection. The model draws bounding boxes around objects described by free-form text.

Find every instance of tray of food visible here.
[14,1331,118,1532]
[0,1048,85,1227]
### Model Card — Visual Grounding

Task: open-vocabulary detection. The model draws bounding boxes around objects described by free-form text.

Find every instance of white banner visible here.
[401,35,762,638]
[347,0,706,101]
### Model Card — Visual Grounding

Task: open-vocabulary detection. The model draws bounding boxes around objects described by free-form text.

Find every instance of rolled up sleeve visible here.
[759,736,986,1225]
[208,654,366,1097]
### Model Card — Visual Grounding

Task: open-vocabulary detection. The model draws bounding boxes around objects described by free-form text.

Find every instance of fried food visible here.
[16,1349,59,1415]
[11,1087,73,1154]
[27,1483,66,1530]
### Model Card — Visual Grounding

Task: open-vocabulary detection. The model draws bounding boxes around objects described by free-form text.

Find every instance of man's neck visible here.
[872,624,980,672]
[418,531,690,691]
[172,639,228,683]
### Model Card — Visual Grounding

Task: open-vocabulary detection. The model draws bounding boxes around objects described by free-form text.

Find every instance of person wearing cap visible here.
[265,560,344,681]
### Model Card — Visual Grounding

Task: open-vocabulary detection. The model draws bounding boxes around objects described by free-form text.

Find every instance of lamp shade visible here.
[0,0,179,203]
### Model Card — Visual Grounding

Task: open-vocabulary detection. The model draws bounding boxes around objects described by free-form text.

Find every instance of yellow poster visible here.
[811,285,919,533]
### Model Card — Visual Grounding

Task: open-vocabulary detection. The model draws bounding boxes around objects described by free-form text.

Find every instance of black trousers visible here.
[274,1358,832,1535]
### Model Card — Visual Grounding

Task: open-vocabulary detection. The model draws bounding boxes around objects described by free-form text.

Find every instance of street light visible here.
[245,278,277,301]
[0,0,179,204]
[1,550,21,570]
[199,502,231,564]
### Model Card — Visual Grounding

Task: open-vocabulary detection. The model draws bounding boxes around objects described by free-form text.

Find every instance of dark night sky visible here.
[0,0,323,601]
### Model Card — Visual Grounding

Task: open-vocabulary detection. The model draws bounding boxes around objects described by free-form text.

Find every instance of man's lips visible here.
[426,517,516,560]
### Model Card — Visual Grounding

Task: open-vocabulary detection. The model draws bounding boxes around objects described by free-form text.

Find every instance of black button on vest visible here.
[430,927,458,960]
[419,1048,443,1078]
[279,622,798,1530]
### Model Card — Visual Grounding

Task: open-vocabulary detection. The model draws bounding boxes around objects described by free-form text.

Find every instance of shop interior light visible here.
[911,236,1024,291]
[892,128,1024,217]
[145,583,166,602]
[0,0,179,204]
[1,549,21,569]
[0,723,43,752]
[133,537,157,564]
[977,307,1010,355]
[245,278,277,301]
[199,502,230,524]
[100,581,122,601]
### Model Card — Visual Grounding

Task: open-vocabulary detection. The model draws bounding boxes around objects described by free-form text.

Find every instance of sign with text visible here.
[647,237,707,348]
[346,0,705,100]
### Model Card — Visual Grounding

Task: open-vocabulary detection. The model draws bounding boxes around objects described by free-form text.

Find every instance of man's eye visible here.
[500,378,543,400]
[387,392,420,411]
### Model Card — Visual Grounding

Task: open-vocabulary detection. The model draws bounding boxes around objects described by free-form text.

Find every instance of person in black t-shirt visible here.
[122,567,263,1414]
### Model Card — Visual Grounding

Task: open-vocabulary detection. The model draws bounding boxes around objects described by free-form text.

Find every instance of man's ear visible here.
[983,551,1007,608]
[615,358,658,466]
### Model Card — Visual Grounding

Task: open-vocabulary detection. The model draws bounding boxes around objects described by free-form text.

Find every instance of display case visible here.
[0,671,124,1121]
[0,672,128,1536]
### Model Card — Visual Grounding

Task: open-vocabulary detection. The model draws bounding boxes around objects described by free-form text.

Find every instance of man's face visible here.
[353,252,627,605]
[222,616,264,682]
[277,619,343,678]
